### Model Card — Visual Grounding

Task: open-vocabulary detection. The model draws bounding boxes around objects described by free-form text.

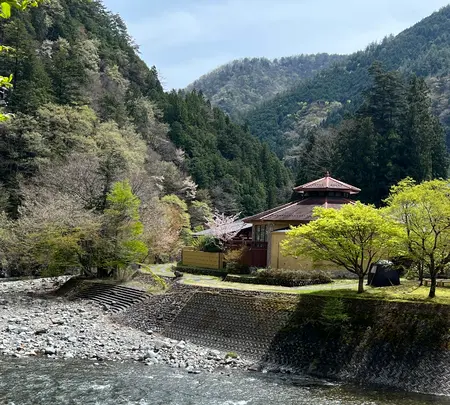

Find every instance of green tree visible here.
[101,180,147,277]
[386,178,450,298]
[281,202,405,293]
[0,0,44,119]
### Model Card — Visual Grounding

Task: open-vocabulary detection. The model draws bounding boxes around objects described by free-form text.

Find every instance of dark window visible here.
[254,225,267,242]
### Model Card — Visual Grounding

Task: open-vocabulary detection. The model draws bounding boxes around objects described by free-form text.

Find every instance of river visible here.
[1,358,449,405]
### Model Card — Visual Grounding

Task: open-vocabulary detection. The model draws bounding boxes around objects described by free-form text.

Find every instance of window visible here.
[254,225,267,242]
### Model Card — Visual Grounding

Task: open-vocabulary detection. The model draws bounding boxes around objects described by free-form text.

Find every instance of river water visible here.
[1,358,449,405]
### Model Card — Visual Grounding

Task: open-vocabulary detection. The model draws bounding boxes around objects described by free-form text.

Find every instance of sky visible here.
[102,0,450,90]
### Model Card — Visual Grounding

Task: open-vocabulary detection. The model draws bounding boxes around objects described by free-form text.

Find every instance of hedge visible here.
[224,269,332,287]
[174,265,228,278]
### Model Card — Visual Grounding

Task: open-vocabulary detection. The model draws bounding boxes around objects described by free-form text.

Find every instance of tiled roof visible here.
[293,172,361,194]
[243,197,355,223]
[192,221,251,236]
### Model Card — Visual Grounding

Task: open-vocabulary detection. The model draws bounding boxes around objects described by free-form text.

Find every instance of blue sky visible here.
[103,0,450,90]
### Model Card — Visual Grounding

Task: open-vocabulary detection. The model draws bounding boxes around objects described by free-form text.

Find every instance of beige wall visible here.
[270,231,342,271]
[182,248,224,269]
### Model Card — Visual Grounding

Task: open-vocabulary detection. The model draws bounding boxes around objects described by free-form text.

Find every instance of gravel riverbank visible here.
[0,278,251,373]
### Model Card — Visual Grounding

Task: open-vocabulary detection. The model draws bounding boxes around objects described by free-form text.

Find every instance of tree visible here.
[205,210,242,249]
[386,178,450,298]
[101,180,147,277]
[281,202,405,293]
[0,187,100,277]
[0,0,44,120]
[188,200,213,231]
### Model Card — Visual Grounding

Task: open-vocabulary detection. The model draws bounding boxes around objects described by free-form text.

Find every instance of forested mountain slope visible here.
[0,0,291,217]
[186,54,346,119]
[245,5,450,157]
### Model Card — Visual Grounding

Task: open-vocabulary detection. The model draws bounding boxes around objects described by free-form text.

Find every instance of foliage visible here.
[101,180,148,276]
[187,54,346,119]
[0,0,43,120]
[192,235,221,253]
[225,269,332,287]
[139,264,168,290]
[0,0,289,221]
[294,65,448,205]
[173,265,227,277]
[188,200,213,230]
[386,178,450,298]
[224,247,249,274]
[246,6,450,154]
[320,298,350,324]
[282,202,405,293]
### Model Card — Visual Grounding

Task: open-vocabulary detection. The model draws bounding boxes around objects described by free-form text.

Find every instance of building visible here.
[243,172,361,269]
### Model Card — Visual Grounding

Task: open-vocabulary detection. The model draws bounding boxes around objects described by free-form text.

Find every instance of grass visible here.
[180,273,356,294]
[140,264,450,305]
[309,280,450,305]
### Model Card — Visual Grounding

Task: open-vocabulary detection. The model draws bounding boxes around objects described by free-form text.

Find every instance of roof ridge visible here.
[260,201,296,220]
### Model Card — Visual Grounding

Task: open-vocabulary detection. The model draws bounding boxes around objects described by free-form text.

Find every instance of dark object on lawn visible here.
[368,260,400,287]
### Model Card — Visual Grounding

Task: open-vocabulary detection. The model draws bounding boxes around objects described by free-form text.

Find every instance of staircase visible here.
[73,283,149,313]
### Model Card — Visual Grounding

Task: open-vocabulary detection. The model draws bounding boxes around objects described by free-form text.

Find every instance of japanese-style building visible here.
[243,172,361,270]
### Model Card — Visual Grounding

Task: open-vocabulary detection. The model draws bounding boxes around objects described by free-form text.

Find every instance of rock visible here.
[51,319,64,325]
[67,336,77,343]
[34,328,48,335]
[209,349,221,357]
[146,330,153,335]
[44,347,57,355]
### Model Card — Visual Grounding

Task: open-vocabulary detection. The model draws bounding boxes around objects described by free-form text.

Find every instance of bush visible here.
[174,265,227,277]
[224,247,250,274]
[192,235,222,252]
[224,269,332,287]
[257,269,332,287]
[225,261,250,275]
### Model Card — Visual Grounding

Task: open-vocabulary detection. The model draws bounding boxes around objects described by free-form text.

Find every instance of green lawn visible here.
[141,264,450,305]
[310,280,450,305]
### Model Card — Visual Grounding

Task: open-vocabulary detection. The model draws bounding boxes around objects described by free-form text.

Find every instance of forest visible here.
[187,54,346,119]
[0,0,291,277]
[295,63,449,205]
[244,5,450,157]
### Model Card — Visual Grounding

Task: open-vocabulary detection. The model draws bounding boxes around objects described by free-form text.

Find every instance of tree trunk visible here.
[97,267,109,278]
[429,274,437,298]
[418,262,424,286]
[358,275,365,294]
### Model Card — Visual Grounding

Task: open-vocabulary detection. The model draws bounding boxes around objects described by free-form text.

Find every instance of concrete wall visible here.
[162,288,450,395]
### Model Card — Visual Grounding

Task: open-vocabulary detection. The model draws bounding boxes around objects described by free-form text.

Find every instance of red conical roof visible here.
[293,172,361,195]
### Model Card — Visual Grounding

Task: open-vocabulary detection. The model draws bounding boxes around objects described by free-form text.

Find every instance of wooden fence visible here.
[181,248,224,269]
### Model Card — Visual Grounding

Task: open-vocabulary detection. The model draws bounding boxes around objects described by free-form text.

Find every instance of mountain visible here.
[244,5,450,158]
[0,0,291,217]
[186,54,346,119]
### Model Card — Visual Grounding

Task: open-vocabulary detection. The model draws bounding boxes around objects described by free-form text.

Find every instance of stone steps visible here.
[73,283,149,313]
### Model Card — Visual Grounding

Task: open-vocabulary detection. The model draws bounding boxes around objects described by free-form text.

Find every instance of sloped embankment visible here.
[135,285,450,395]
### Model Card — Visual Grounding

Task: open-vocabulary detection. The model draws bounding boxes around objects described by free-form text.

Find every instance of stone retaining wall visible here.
[159,287,450,395]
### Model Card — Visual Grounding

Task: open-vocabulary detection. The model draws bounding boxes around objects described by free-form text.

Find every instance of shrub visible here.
[224,269,332,287]
[257,269,332,287]
[224,247,249,274]
[192,235,222,252]
[174,265,227,277]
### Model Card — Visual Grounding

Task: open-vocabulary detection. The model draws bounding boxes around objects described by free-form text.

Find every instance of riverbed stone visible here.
[0,277,251,373]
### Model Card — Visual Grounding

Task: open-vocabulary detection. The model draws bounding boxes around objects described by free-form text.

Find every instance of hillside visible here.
[245,5,450,157]
[186,54,346,119]
[0,0,291,217]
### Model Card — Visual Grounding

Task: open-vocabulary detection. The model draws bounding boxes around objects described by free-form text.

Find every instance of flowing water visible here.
[1,358,449,405]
